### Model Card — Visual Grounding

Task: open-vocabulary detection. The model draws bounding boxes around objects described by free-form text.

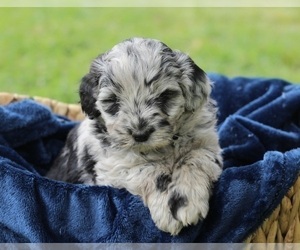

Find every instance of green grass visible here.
[0,8,299,103]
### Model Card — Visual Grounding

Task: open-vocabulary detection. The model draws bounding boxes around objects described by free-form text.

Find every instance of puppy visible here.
[47,38,223,235]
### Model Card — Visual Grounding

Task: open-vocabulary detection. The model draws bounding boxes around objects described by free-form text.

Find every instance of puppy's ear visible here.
[174,51,212,112]
[79,67,101,119]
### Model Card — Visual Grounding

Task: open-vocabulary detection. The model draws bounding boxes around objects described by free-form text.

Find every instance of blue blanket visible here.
[0,74,299,243]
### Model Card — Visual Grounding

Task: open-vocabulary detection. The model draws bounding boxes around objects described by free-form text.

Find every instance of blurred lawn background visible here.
[0,8,299,103]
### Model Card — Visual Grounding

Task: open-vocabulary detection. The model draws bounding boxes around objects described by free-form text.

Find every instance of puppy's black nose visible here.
[132,128,155,142]
[133,133,149,142]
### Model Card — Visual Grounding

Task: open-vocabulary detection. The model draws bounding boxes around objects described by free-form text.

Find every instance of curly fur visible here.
[47,38,223,235]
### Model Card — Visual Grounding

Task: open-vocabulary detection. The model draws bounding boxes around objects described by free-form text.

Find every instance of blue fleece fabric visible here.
[0,74,299,243]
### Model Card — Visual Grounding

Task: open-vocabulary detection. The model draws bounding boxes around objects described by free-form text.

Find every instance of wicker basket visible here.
[0,92,299,243]
[0,92,85,121]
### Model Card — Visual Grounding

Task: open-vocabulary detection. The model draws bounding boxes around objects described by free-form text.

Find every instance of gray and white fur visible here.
[47,38,223,235]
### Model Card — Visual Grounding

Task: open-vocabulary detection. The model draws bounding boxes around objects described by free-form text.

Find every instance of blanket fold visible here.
[0,74,299,243]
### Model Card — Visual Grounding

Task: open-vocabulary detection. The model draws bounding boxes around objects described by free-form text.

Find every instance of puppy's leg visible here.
[143,171,183,235]
[122,163,184,235]
[168,149,222,227]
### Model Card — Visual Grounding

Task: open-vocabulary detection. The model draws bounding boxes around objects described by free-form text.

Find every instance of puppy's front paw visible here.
[168,151,222,227]
[146,191,183,235]
[168,187,209,228]
[153,211,183,236]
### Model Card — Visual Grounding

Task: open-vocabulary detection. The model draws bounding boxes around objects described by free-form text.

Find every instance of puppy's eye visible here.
[156,89,180,115]
[101,94,118,104]
[101,94,120,116]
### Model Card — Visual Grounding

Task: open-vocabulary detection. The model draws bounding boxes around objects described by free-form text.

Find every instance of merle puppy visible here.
[47,38,223,235]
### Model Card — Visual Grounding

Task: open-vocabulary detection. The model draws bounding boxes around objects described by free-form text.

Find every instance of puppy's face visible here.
[96,58,186,152]
[79,38,211,152]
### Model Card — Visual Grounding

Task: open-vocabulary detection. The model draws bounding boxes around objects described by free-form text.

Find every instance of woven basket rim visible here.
[0,92,84,121]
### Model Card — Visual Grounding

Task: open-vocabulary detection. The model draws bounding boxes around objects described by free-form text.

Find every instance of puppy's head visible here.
[79,38,211,152]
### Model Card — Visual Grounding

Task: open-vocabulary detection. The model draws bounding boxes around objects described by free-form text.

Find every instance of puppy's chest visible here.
[95,145,177,171]
[90,142,190,185]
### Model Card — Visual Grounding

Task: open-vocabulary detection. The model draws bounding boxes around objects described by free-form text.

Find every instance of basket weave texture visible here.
[0,92,299,243]
[0,92,84,121]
